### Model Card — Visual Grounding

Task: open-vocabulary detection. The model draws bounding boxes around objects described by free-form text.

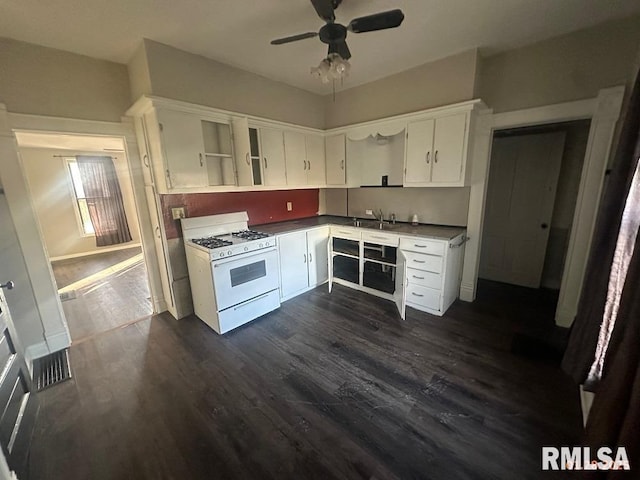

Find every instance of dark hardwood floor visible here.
[29,283,582,480]
[51,247,153,342]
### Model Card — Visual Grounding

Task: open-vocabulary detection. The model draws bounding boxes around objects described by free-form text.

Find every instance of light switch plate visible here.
[365,209,373,215]
[286,202,292,211]
[171,207,185,220]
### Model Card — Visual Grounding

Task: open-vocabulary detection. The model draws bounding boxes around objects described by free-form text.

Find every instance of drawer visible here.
[331,226,361,241]
[361,230,399,247]
[405,284,441,310]
[403,251,442,274]
[406,267,442,289]
[400,237,445,256]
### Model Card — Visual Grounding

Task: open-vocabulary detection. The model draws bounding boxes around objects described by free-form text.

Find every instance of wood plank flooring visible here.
[29,283,581,480]
[51,247,153,342]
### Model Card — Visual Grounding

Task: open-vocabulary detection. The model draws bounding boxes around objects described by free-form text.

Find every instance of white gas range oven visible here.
[182,212,280,334]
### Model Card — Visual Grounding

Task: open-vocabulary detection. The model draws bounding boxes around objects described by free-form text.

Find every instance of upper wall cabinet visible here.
[304,133,326,186]
[404,112,469,187]
[260,127,288,187]
[325,134,346,186]
[284,131,326,187]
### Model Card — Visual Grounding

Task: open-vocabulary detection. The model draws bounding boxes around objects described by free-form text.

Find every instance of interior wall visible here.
[0,37,130,122]
[135,39,325,129]
[324,187,470,227]
[20,148,142,259]
[478,14,640,113]
[324,49,479,128]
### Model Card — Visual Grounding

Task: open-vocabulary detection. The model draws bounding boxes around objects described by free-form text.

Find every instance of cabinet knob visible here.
[541,223,549,229]
[0,281,14,290]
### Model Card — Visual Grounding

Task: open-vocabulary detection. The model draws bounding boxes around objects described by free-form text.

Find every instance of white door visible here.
[325,134,346,186]
[395,250,407,319]
[284,131,307,186]
[278,232,309,299]
[431,113,467,184]
[156,109,207,188]
[231,117,253,186]
[259,128,287,186]
[404,119,434,185]
[480,132,565,288]
[307,227,329,287]
[305,134,326,185]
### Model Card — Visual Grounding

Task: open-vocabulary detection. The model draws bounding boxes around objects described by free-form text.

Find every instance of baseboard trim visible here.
[24,331,71,367]
[49,243,141,262]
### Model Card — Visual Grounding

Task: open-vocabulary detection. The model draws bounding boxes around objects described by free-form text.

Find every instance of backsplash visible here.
[324,187,470,227]
[161,190,319,239]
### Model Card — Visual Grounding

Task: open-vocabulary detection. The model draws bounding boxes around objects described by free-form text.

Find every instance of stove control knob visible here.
[244,247,248,252]
[219,252,224,258]
[259,243,263,248]
[227,250,232,255]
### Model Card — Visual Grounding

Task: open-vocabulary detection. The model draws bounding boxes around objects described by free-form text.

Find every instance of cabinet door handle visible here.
[308,160,311,171]
[143,154,150,168]
[412,275,425,280]
[155,226,161,238]
[303,253,307,263]
[412,292,424,297]
[309,253,313,263]
[426,151,430,164]
[303,160,307,170]
[340,159,344,170]
[264,157,268,169]
[199,153,204,167]
[245,152,250,166]
[434,150,438,163]
[0,281,14,290]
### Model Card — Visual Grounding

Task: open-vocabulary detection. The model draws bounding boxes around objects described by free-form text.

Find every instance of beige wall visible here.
[324,50,479,128]
[478,15,640,113]
[0,37,130,122]
[135,39,325,129]
[20,148,141,259]
[324,187,470,227]
[128,42,153,104]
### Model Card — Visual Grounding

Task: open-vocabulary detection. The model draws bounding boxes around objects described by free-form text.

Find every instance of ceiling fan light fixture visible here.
[311,53,350,84]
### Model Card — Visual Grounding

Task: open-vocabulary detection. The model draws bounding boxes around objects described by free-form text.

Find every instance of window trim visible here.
[65,157,95,237]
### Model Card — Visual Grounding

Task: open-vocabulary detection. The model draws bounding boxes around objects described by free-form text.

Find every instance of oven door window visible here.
[230,260,267,287]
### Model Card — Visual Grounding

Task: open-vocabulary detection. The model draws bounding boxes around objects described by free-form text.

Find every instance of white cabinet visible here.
[231,117,253,186]
[284,132,326,186]
[404,112,468,187]
[284,131,307,186]
[156,108,208,189]
[305,134,326,186]
[398,235,465,316]
[278,227,329,300]
[260,127,287,186]
[325,134,346,186]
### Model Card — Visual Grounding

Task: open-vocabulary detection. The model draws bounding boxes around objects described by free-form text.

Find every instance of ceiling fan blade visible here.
[328,40,351,60]
[348,9,405,33]
[270,32,318,45]
[310,0,335,22]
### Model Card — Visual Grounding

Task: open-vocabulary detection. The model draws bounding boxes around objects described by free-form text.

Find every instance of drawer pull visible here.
[414,244,427,248]
[412,275,425,280]
[413,259,426,264]
[412,292,424,297]
[370,235,388,240]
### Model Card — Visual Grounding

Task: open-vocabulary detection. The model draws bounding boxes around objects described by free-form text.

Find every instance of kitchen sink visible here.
[356,221,400,231]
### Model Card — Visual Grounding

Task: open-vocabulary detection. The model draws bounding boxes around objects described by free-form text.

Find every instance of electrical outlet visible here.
[286,202,292,211]
[365,209,373,215]
[171,207,185,220]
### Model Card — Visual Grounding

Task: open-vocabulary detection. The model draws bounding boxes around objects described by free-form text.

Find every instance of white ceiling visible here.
[2,0,640,94]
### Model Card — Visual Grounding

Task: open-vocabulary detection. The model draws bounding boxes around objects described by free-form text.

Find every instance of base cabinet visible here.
[278,227,329,300]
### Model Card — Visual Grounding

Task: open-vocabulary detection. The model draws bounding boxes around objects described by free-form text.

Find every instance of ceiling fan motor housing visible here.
[319,23,347,44]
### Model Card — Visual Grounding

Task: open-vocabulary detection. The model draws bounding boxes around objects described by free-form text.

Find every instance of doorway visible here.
[14,132,153,343]
[479,120,592,328]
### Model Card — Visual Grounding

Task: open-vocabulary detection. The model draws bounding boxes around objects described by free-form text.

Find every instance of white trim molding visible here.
[461,86,625,329]
[49,242,142,262]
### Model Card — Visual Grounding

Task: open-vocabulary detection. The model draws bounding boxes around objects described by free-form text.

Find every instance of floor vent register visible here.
[33,348,72,392]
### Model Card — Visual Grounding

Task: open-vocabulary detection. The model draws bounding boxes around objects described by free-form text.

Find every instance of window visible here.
[67,159,95,235]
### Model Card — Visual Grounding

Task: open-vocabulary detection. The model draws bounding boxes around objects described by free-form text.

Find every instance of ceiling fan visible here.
[270,0,404,82]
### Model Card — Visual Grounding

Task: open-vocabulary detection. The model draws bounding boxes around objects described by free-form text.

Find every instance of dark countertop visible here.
[253,215,466,241]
